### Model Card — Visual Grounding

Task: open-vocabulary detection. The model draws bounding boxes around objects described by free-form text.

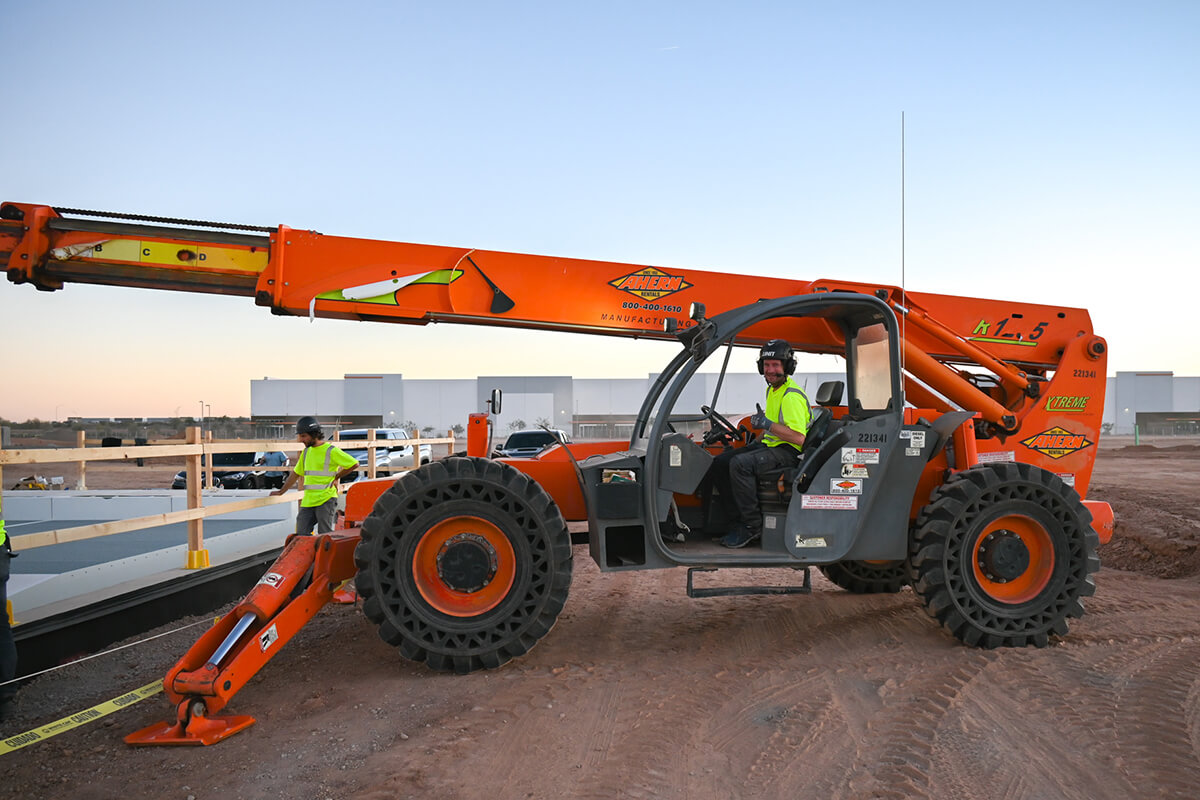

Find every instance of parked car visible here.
[498,428,572,458]
[171,451,284,490]
[337,428,432,481]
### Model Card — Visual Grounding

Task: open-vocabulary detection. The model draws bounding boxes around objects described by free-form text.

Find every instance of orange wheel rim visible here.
[971,514,1054,603]
[412,516,516,617]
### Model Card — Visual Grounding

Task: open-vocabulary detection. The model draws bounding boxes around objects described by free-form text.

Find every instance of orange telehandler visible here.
[1,202,1113,745]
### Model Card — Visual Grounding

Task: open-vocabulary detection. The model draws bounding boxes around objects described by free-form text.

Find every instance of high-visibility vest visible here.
[763,377,812,452]
[297,443,348,507]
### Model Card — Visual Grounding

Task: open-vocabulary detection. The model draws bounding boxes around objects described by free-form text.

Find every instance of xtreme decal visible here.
[1020,426,1094,460]
[1046,395,1090,412]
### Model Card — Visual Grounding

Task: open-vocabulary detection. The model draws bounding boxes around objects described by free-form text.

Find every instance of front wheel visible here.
[910,462,1099,648]
[354,457,572,673]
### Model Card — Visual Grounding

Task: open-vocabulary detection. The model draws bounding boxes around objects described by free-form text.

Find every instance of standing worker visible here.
[705,339,812,549]
[271,417,359,535]
[257,449,289,490]
[0,497,16,722]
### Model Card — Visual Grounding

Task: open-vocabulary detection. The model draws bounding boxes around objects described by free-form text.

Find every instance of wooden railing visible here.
[0,427,457,568]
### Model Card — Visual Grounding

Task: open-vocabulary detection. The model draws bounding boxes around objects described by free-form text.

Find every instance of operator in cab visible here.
[706,339,812,548]
[272,417,359,535]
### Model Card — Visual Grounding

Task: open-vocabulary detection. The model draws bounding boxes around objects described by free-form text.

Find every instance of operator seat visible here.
[757,380,844,507]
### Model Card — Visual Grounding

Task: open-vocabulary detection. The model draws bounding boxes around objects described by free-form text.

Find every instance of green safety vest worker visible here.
[762,376,812,452]
[294,442,358,507]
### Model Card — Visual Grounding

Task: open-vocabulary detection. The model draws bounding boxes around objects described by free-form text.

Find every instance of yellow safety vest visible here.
[763,377,812,453]
[295,442,356,508]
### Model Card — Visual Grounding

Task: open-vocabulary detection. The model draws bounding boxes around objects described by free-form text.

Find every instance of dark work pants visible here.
[296,498,338,535]
[0,549,16,704]
[706,442,799,532]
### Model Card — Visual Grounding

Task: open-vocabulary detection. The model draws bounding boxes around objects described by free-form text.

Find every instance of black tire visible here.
[354,456,572,673]
[819,560,909,593]
[909,462,1099,648]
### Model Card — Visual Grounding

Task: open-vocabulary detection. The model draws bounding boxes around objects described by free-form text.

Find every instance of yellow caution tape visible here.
[0,680,163,756]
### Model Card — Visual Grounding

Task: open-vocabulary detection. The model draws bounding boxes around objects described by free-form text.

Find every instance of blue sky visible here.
[2,1,1197,420]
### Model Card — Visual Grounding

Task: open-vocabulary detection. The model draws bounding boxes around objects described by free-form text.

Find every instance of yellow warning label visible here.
[0,680,162,756]
[85,239,267,273]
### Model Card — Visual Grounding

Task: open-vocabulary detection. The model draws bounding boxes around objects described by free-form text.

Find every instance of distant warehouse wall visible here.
[249,371,1198,440]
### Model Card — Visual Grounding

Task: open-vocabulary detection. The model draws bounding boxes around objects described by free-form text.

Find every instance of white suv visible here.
[336,428,432,479]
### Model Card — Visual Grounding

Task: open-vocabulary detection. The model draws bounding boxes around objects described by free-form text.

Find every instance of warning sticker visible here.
[900,430,926,448]
[906,447,921,457]
[976,450,1015,464]
[841,464,869,478]
[794,536,828,548]
[258,624,279,652]
[1057,472,1076,488]
[801,494,858,510]
[669,444,682,467]
[841,447,880,464]
[258,572,284,588]
[830,478,862,495]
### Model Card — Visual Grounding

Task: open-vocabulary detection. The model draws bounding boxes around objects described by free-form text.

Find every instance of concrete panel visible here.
[574,378,649,414]
[344,374,384,415]
[481,376,574,433]
[50,493,174,519]
[251,379,292,415]
[1174,377,1200,411]
[2,493,53,520]
[315,380,344,415]
[283,381,320,416]
[403,379,476,434]
[495,393,555,434]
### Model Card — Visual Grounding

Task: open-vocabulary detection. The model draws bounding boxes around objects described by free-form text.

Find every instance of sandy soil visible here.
[2,445,1199,799]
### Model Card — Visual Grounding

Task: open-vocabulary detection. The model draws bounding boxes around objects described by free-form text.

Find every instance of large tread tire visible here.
[819,560,909,593]
[909,462,1100,648]
[354,456,572,673]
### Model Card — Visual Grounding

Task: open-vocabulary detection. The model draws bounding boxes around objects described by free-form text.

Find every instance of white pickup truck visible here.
[337,428,432,480]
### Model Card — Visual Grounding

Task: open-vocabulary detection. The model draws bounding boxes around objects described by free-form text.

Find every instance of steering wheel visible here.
[700,405,743,446]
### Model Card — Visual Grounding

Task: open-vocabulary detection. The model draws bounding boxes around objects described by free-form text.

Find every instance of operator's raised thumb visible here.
[756,403,764,413]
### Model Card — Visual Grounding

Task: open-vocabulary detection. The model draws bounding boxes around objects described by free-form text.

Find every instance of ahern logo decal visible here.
[1020,426,1094,460]
[1046,395,1089,413]
[608,267,692,301]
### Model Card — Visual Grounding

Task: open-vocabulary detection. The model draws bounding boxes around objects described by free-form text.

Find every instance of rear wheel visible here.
[910,462,1099,648]
[355,457,572,673]
[819,560,908,593]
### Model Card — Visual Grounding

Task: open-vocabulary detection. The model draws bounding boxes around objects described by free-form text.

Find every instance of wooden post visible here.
[185,426,209,568]
[76,430,87,490]
[367,428,377,479]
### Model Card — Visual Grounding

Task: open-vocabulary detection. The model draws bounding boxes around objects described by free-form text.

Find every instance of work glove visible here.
[749,404,769,431]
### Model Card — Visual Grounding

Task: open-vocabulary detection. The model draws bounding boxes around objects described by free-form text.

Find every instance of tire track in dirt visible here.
[1106,639,1200,797]
[839,651,995,800]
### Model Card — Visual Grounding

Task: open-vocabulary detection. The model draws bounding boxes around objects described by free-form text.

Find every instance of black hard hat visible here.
[757,339,796,375]
[296,416,323,436]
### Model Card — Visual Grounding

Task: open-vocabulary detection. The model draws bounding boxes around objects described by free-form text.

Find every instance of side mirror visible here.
[489,388,503,415]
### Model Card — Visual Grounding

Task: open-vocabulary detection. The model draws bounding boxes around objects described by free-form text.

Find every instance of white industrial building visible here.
[250,372,842,439]
[250,371,1200,439]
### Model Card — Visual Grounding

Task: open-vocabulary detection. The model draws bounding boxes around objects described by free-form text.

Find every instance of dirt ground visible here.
[2,443,1200,799]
